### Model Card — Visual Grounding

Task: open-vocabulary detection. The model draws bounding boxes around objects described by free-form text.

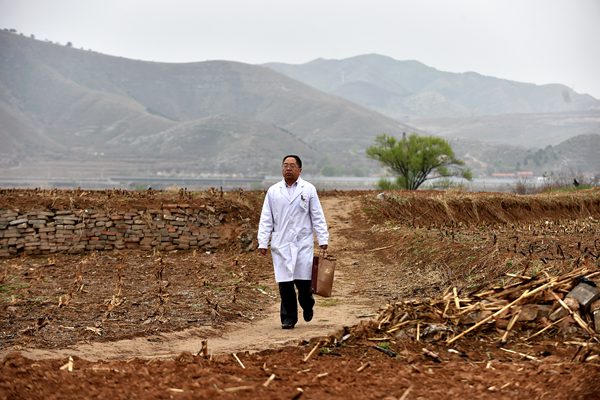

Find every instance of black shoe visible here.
[281,322,295,329]
[303,308,313,322]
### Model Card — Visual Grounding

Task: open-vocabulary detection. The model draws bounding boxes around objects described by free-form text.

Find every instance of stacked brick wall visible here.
[0,203,246,258]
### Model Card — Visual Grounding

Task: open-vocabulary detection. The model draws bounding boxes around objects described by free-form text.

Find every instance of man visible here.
[258,155,329,329]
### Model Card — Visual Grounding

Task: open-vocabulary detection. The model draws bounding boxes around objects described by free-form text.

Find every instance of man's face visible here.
[282,157,301,182]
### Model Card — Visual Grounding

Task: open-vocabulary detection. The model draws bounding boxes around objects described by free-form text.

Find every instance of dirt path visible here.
[9,196,378,361]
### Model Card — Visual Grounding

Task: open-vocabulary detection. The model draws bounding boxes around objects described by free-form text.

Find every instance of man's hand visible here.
[259,248,267,256]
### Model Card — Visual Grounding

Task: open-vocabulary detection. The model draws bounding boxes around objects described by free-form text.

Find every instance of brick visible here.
[57,219,76,225]
[4,231,21,238]
[27,219,47,226]
[55,210,73,215]
[2,211,19,218]
[566,283,600,309]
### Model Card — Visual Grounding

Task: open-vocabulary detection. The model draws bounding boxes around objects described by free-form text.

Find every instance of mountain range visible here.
[1,30,599,181]
[267,55,600,119]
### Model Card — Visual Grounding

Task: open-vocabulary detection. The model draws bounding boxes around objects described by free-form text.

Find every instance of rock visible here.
[594,310,600,333]
[517,304,539,322]
[420,323,452,339]
[534,304,553,320]
[461,310,493,325]
[495,318,510,330]
[549,297,579,321]
[557,316,578,335]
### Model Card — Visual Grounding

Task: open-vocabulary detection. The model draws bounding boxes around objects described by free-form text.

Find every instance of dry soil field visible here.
[1,188,600,399]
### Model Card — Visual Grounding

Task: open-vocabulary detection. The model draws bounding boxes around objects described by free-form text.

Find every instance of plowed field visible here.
[2,188,600,399]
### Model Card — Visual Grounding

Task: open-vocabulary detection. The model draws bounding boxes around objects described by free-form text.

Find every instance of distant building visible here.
[516,171,534,177]
[491,171,534,178]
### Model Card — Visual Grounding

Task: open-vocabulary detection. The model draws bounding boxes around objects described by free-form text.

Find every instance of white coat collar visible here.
[279,177,305,202]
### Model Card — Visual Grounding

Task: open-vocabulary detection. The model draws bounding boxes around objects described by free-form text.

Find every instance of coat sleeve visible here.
[309,187,329,246]
[257,191,274,249]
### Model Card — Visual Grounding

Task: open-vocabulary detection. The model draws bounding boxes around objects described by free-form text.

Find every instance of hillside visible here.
[0,31,414,177]
[266,55,600,152]
[266,54,600,119]
[413,110,600,148]
[449,133,600,178]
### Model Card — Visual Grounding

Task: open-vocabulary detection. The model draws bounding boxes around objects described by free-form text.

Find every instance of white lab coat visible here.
[257,177,329,282]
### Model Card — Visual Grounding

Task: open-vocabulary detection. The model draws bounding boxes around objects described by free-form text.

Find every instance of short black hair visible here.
[282,155,302,168]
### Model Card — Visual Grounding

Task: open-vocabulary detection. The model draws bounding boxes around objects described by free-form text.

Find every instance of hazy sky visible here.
[2,0,599,97]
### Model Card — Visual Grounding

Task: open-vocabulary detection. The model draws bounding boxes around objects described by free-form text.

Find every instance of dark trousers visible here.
[278,280,314,325]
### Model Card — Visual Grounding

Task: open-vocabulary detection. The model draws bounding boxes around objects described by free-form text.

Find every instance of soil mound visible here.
[366,189,600,227]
